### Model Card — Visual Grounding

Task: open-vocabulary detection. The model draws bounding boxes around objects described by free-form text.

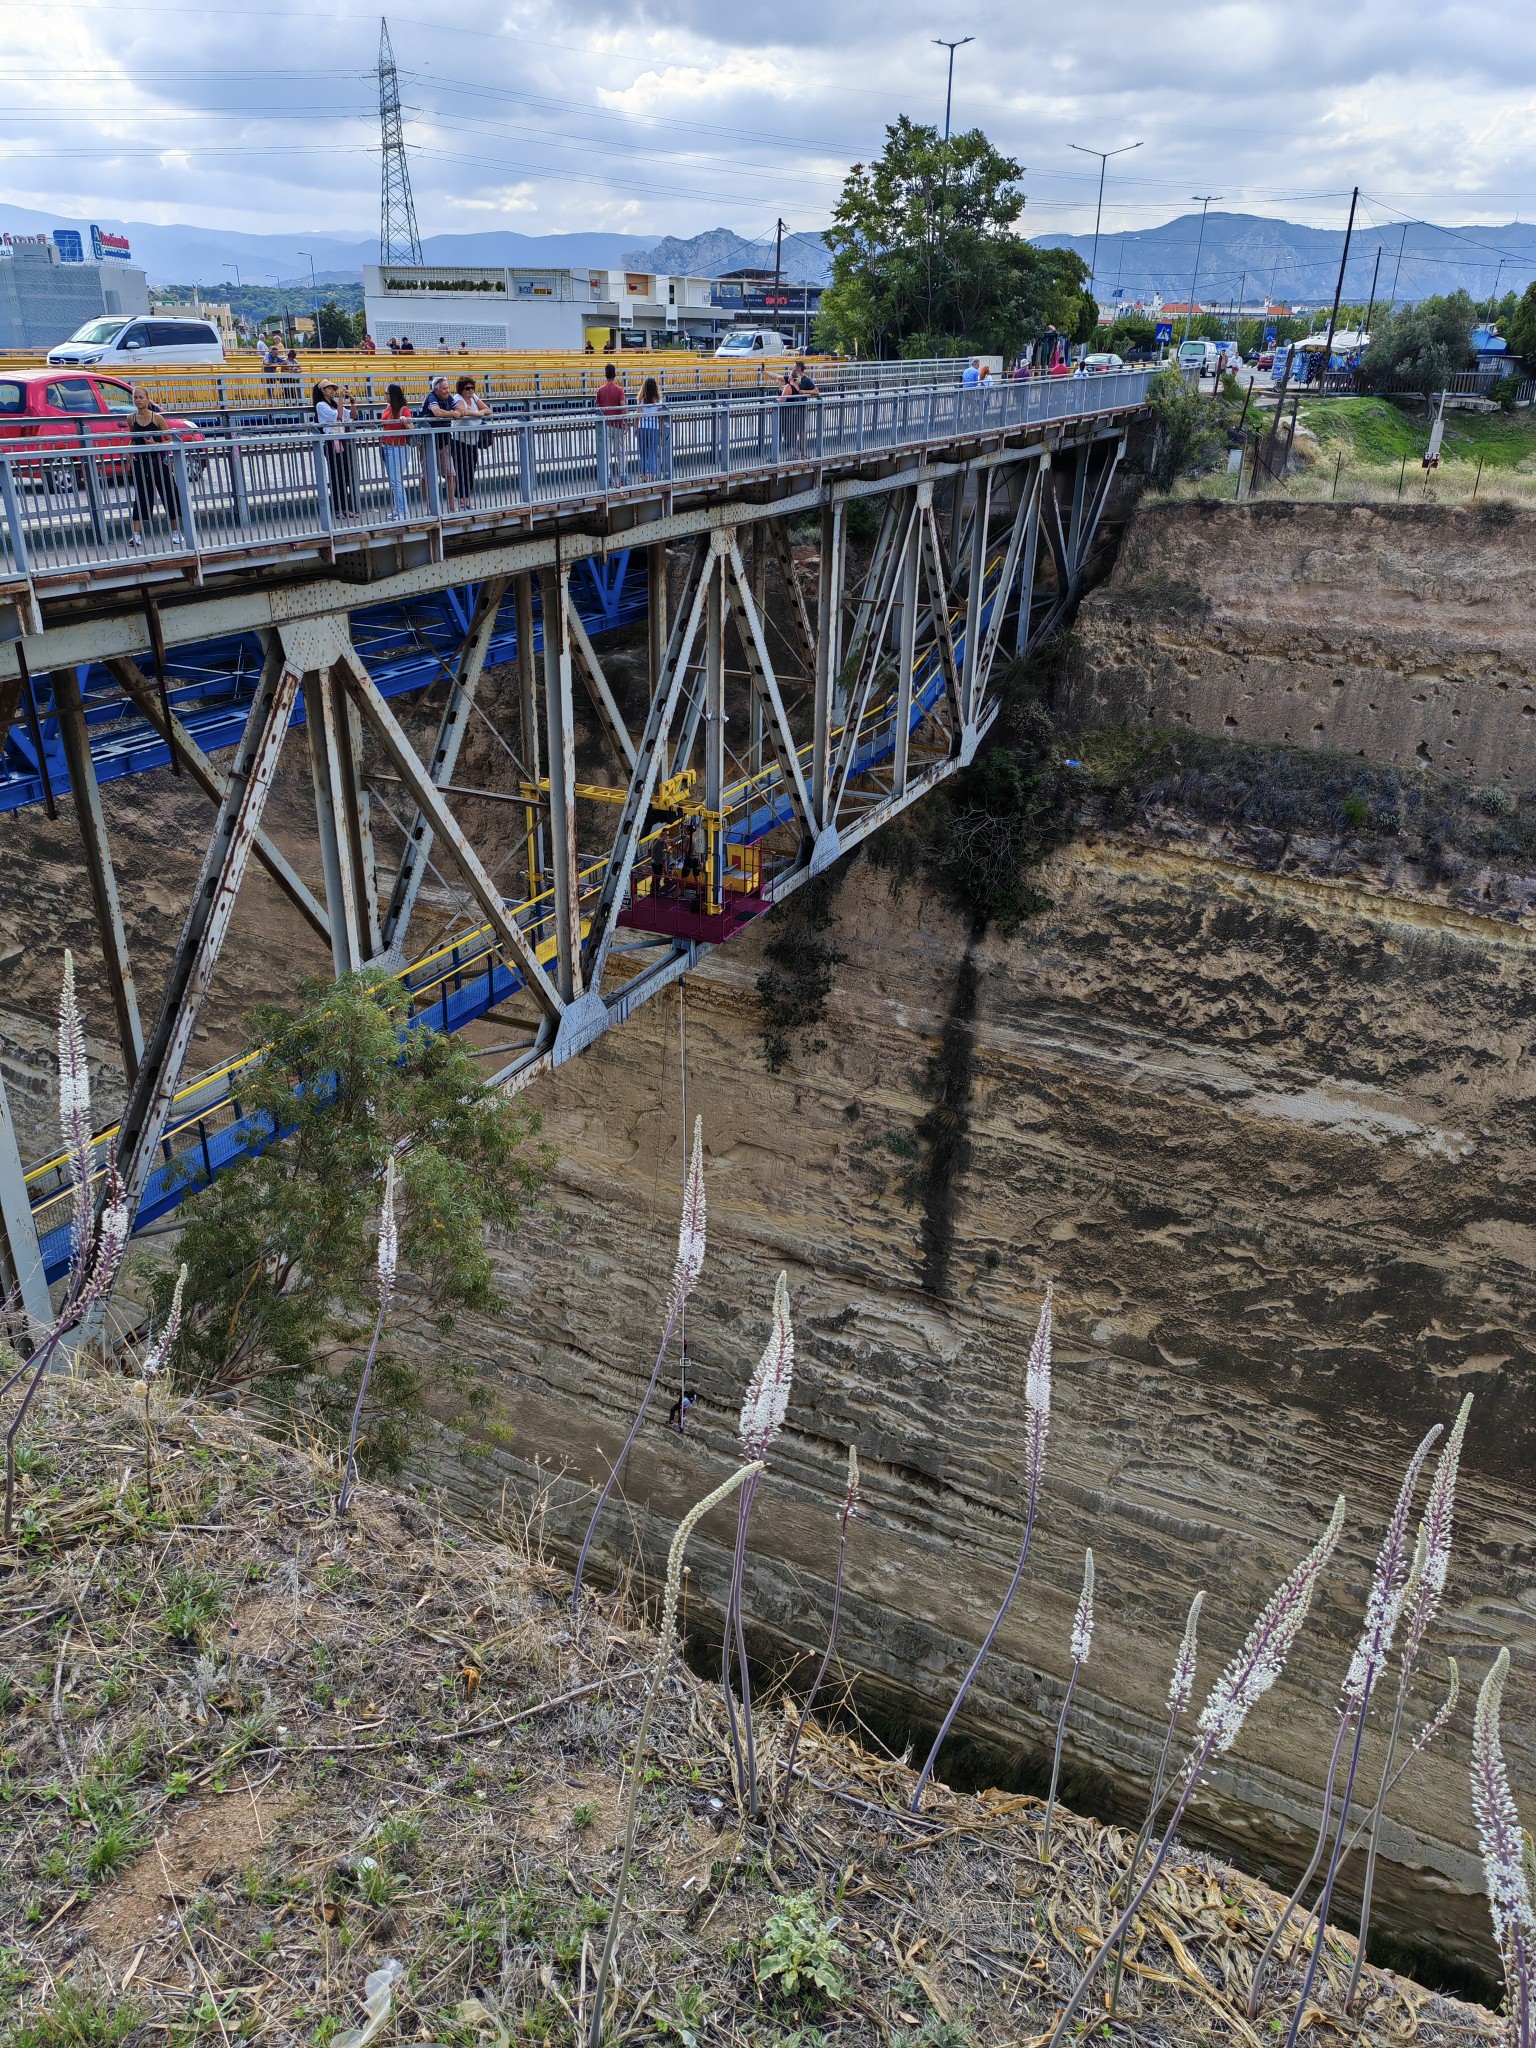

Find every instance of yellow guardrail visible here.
[0,348,841,415]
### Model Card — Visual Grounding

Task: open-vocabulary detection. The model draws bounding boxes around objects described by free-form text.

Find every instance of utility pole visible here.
[1183,195,1221,344]
[1362,245,1382,345]
[1069,141,1142,307]
[772,217,785,336]
[1388,220,1409,311]
[1318,185,1358,386]
[933,37,974,141]
[1262,183,1353,482]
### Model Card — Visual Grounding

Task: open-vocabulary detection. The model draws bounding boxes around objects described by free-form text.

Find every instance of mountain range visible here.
[1033,211,1535,310]
[1,201,1528,308]
[0,204,636,288]
[621,228,832,285]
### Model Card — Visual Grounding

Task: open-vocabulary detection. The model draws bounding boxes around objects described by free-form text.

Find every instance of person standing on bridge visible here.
[314,380,358,518]
[595,362,627,481]
[419,374,462,512]
[452,372,491,502]
[126,386,178,548]
[962,356,982,387]
[380,382,413,520]
[637,375,664,480]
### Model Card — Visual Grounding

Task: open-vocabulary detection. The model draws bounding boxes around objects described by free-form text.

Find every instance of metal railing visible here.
[0,368,1152,588]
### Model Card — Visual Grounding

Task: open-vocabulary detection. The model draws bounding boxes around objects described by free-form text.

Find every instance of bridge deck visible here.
[1,370,1152,610]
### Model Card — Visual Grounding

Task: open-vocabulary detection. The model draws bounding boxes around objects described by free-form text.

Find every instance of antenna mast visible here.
[378,17,422,266]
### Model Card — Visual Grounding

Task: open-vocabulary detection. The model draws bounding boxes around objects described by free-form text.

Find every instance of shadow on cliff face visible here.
[915,951,980,1296]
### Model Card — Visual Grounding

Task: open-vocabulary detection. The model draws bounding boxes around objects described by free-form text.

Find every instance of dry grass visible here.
[0,1363,1500,2047]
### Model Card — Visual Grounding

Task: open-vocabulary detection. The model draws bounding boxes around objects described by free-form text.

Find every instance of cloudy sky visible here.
[6,0,1535,256]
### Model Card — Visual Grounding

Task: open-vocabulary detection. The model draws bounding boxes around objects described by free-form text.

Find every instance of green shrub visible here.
[757,1891,849,2003]
[12,1988,139,2048]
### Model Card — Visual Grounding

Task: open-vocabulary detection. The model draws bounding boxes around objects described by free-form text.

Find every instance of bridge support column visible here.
[812,498,845,828]
[704,552,725,909]
[748,532,766,776]
[893,497,920,798]
[647,544,668,703]
[515,572,544,899]
[116,634,307,1223]
[959,469,992,734]
[53,666,144,1084]
[1016,454,1048,658]
[304,665,381,977]
[106,658,330,945]
[539,563,583,1004]
[381,573,508,964]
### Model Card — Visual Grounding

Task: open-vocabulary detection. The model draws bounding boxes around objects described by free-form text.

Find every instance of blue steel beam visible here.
[0,553,638,815]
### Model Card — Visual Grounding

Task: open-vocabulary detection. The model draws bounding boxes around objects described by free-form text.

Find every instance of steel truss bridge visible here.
[0,368,1152,1327]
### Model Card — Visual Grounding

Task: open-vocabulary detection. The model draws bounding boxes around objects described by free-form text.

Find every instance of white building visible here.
[363,264,719,353]
[0,234,150,352]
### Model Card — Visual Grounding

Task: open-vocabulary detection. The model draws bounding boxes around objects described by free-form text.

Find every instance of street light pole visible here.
[1183,194,1221,344]
[297,251,321,349]
[1068,141,1142,306]
[932,37,974,142]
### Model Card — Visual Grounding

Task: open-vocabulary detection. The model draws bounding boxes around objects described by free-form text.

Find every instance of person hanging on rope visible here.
[666,1383,697,1434]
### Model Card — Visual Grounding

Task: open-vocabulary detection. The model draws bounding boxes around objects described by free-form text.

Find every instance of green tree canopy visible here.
[817,116,1095,359]
[1361,291,1478,391]
[1504,281,1536,371]
[151,971,546,1469]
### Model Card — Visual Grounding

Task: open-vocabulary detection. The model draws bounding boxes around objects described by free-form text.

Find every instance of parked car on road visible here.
[1081,352,1125,373]
[47,315,225,370]
[0,369,206,479]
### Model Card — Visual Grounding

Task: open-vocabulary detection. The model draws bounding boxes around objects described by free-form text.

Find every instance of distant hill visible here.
[0,204,634,289]
[622,227,833,285]
[1032,210,1536,310]
[3,199,1526,305]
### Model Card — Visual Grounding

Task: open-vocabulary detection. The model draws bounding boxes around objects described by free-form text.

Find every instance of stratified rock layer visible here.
[1066,500,1536,785]
[412,835,1536,1978]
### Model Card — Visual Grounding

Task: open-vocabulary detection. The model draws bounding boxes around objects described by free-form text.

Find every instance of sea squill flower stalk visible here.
[1047,1497,1346,2048]
[784,1444,859,1792]
[911,1285,1052,1811]
[1344,1394,1472,2012]
[572,1116,706,1609]
[724,1271,795,1816]
[134,1262,186,1514]
[4,959,131,1537]
[338,1159,398,1516]
[1042,1547,1094,1861]
[1107,1588,1203,2014]
[1470,1648,1534,2048]
[588,1460,759,2048]
[1257,1426,1438,2041]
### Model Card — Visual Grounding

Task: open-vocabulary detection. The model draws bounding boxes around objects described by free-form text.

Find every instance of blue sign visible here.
[1264,326,1276,346]
[1154,321,1173,344]
[52,228,84,264]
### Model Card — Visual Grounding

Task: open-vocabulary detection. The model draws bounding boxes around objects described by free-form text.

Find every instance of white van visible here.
[48,315,226,369]
[713,329,790,359]
[1177,338,1223,376]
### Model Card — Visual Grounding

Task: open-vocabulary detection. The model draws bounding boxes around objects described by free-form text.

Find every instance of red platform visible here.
[617,885,769,944]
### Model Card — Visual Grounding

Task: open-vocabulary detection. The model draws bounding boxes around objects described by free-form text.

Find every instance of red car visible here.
[0,368,204,478]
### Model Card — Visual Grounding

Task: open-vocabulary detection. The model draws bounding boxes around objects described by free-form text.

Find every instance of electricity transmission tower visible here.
[378,17,423,267]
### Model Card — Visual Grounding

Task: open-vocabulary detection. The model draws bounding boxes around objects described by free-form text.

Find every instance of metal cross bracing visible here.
[0,557,644,815]
[0,374,1145,1329]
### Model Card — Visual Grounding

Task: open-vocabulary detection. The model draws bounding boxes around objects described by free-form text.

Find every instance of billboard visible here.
[90,224,133,262]
[52,229,85,263]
